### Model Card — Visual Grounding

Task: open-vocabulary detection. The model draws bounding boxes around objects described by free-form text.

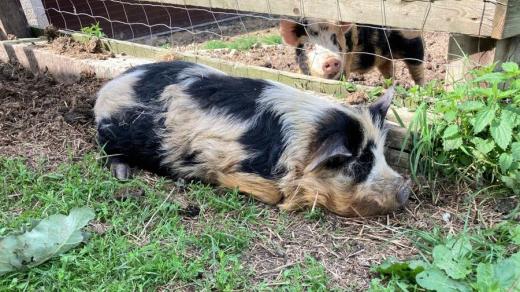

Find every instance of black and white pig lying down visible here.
[94,61,410,217]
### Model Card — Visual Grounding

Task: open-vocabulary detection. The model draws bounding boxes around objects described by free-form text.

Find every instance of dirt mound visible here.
[0,62,103,167]
[46,36,114,60]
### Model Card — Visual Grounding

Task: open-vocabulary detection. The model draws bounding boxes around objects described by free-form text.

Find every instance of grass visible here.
[2,62,519,290]
[0,154,332,290]
[256,257,331,291]
[203,34,282,51]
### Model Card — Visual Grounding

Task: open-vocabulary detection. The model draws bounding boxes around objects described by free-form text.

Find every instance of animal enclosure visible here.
[5,0,520,84]
[2,0,518,172]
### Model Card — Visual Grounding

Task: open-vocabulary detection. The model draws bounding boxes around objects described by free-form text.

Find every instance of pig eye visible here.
[331,33,338,46]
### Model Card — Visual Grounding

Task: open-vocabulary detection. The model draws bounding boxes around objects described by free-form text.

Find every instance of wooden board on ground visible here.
[67,31,371,99]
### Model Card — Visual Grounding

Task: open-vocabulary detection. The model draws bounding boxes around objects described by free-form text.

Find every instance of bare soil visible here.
[141,16,450,87]
[0,60,505,290]
[40,35,115,60]
[193,31,449,88]
[0,62,102,168]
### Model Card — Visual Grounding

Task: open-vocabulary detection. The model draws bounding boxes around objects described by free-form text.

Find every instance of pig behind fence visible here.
[94,61,410,217]
[280,18,425,85]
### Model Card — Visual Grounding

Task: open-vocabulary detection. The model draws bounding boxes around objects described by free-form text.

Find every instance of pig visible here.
[94,61,410,217]
[280,18,425,85]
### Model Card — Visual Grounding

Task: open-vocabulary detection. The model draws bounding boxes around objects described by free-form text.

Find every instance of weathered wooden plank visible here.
[155,0,499,37]
[385,148,410,172]
[0,0,32,40]
[19,0,49,28]
[385,122,411,152]
[66,31,367,99]
[492,0,520,39]
[0,39,151,82]
[503,0,520,38]
[446,33,520,85]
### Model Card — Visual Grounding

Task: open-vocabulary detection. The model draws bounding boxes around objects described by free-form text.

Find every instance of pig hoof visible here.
[397,181,411,206]
[111,162,131,180]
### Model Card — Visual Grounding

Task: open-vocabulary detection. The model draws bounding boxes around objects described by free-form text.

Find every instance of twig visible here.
[139,189,174,238]
[260,261,300,275]
[346,248,365,258]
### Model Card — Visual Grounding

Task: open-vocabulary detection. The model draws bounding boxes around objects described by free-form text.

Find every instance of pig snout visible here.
[322,57,341,78]
[396,180,411,206]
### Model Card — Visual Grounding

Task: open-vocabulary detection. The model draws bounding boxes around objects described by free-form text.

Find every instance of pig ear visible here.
[307,135,353,172]
[280,19,306,47]
[369,86,395,127]
[339,22,353,33]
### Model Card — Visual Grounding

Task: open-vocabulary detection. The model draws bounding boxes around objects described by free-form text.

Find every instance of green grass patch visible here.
[0,154,331,290]
[203,34,282,51]
[256,257,333,291]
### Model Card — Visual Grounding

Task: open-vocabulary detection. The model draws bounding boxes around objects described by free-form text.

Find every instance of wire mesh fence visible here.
[24,0,510,87]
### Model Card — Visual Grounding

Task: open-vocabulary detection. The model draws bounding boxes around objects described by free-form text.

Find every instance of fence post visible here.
[0,0,32,40]
[445,34,520,86]
[20,0,50,29]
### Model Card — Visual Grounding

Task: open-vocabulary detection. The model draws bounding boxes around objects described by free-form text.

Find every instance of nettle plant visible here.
[80,22,105,38]
[370,222,520,291]
[410,62,520,194]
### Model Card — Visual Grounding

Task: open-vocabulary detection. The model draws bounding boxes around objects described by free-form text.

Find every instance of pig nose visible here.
[396,180,411,206]
[322,58,341,76]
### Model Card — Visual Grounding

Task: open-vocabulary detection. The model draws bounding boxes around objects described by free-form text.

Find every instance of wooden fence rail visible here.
[152,0,518,39]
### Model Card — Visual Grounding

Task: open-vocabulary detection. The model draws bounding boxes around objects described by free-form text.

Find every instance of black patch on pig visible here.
[128,61,195,103]
[331,33,338,47]
[360,29,424,66]
[295,44,310,75]
[239,109,287,179]
[293,21,308,38]
[185,75,269,120]
[388,33,424,65]
[314,109,364,157]
[97,107,169,176]
[356,28,377,70]
[348,141,375,183]
[344,30,353,51]
[313,109,374,182]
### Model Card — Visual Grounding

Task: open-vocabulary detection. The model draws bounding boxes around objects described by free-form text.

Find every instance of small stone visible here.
[90,221,110,235]
[442,212,451,223]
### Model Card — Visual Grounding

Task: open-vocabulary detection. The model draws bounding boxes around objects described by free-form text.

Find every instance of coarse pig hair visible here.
[94,61,410,217]
[280,18,425,85]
